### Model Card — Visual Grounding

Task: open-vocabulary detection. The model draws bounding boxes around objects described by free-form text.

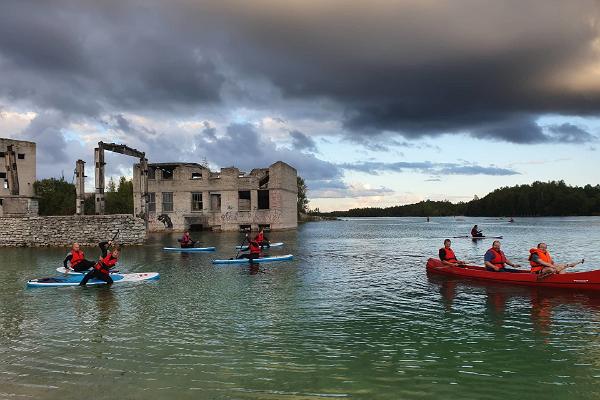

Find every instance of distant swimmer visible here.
[529,243,584,276]
[471,225,483,238]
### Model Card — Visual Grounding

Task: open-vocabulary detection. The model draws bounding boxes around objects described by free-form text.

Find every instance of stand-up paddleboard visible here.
[163,246,216,252]
[56,267,120,275]
[27,272,159,287]
[453,235,503,240]
[235,242,284,250]
[212,254,294,265]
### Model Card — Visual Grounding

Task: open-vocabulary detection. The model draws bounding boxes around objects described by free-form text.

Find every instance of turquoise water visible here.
[1,217,600,399]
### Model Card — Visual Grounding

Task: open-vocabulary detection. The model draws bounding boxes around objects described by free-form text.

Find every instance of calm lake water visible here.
[2,217,600,399]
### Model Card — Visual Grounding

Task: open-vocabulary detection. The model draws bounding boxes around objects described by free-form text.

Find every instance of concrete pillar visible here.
[94,146,105,215]
[5,145,19,195]
[75,159,86,215]
[139,158,148,220]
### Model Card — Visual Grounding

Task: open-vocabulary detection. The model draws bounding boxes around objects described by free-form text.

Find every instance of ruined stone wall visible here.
[0,214,146,247]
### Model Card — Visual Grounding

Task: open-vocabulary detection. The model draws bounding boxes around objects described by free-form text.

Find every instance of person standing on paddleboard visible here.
[471,225,483,238]
[63,243,96,272]
[439,239,466,267]
[484,241,520,272]
[79,241,120,286]
[529,243,584,276]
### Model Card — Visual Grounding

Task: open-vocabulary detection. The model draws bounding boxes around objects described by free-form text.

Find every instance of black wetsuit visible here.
[63,253,96,272]
[79,242,115,286]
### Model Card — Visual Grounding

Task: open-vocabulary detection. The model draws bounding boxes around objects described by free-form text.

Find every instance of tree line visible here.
[34,177,133,216]
[320,181,600,217]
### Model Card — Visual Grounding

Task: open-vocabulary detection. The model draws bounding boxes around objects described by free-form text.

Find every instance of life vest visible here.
[256,232,264,242]
[488,248,507,268]
[70,250,85,267]
[529,248,553,273]
[248,240,261,255]
[94,253,118,274]
[181,234,191,244]
[441,247,457,263]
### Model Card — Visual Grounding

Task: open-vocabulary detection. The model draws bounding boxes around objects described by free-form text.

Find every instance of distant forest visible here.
[320,181,600,217]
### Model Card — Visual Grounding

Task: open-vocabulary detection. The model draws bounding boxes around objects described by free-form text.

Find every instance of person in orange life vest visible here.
[254,228,270,248]
[63,242,96,272]
[179,231,196,248]
[484,240,521,272]
[439,239,466,267]
[237,234,262,261]
[471,225,483,238]
[79,241,120,286]
[529,243,584,275]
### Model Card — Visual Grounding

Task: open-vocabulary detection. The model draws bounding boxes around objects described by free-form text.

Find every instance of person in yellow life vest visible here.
[438,239,466,267]
[484,240,521,272]
[529,243,584,275]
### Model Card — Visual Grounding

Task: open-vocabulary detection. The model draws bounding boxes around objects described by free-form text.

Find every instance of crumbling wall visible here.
[0,214,146,247]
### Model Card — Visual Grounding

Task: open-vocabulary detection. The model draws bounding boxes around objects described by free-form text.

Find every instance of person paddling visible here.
[439,239,466,267]
[178,231,196,248]
[237,234,261,261]
[529,243,584,276]
[484,240,521,272]
[79,241,120,286]
[63,243,96,272]
[471,225,483,238]
[255,228,270,249]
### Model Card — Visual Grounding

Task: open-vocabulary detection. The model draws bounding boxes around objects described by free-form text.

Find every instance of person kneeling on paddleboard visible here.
[178,231,196,248]
[439,239,466,267]
[255,228,270,249]
[63,242,96,272]
[484,241,521,272]
[529,243,584,276]
[471,225,483,238]
[237,235,261,261]
[79,241,120,286]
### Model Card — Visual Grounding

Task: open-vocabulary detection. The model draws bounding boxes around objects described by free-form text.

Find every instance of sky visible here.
[0,0,599,211]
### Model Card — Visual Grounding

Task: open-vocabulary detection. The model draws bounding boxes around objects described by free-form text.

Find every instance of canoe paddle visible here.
[235,235,248,259]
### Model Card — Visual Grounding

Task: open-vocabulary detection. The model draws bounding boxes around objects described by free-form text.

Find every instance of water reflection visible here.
[429,272,600,336]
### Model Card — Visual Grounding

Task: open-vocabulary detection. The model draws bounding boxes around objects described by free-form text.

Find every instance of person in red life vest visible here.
[529,242,584,275]
[439,239,466,267]
[63,243,96,272]
[254,228,270,248]
[79,241,120,286]
[484,240,521,272]
[178,231,196,248]
[237,234,262,261]
[471,225,483,238]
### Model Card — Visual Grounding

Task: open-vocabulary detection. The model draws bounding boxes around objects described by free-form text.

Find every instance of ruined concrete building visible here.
[0,138,38,216]
[132,161,297,231]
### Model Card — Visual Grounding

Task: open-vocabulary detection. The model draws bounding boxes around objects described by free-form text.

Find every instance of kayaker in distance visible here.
[79,241,120,286]
[178,231,196,248]
[63,242,97,272]
[484,240,521,272]
[439,239,466,267]
[471,225,483,237]
[255,228,270,248]
[237,235,262,261]
[529,243,584,276]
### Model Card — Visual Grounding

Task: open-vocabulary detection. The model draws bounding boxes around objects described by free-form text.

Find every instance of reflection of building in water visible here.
[0,138,38,216]
[133,161,297,232]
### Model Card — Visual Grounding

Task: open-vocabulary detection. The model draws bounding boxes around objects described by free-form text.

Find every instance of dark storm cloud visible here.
[339,161,519,176]
[1,0,600,149]
[546,123,597,143]
[289,130,318,152]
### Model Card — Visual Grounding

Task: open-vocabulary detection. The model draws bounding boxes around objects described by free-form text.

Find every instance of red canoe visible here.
[426,258,600,291]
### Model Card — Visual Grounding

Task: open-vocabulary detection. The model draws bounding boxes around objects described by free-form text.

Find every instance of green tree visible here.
[34,178,76,216]
[105,176,133,214]
[297,176,309,216]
